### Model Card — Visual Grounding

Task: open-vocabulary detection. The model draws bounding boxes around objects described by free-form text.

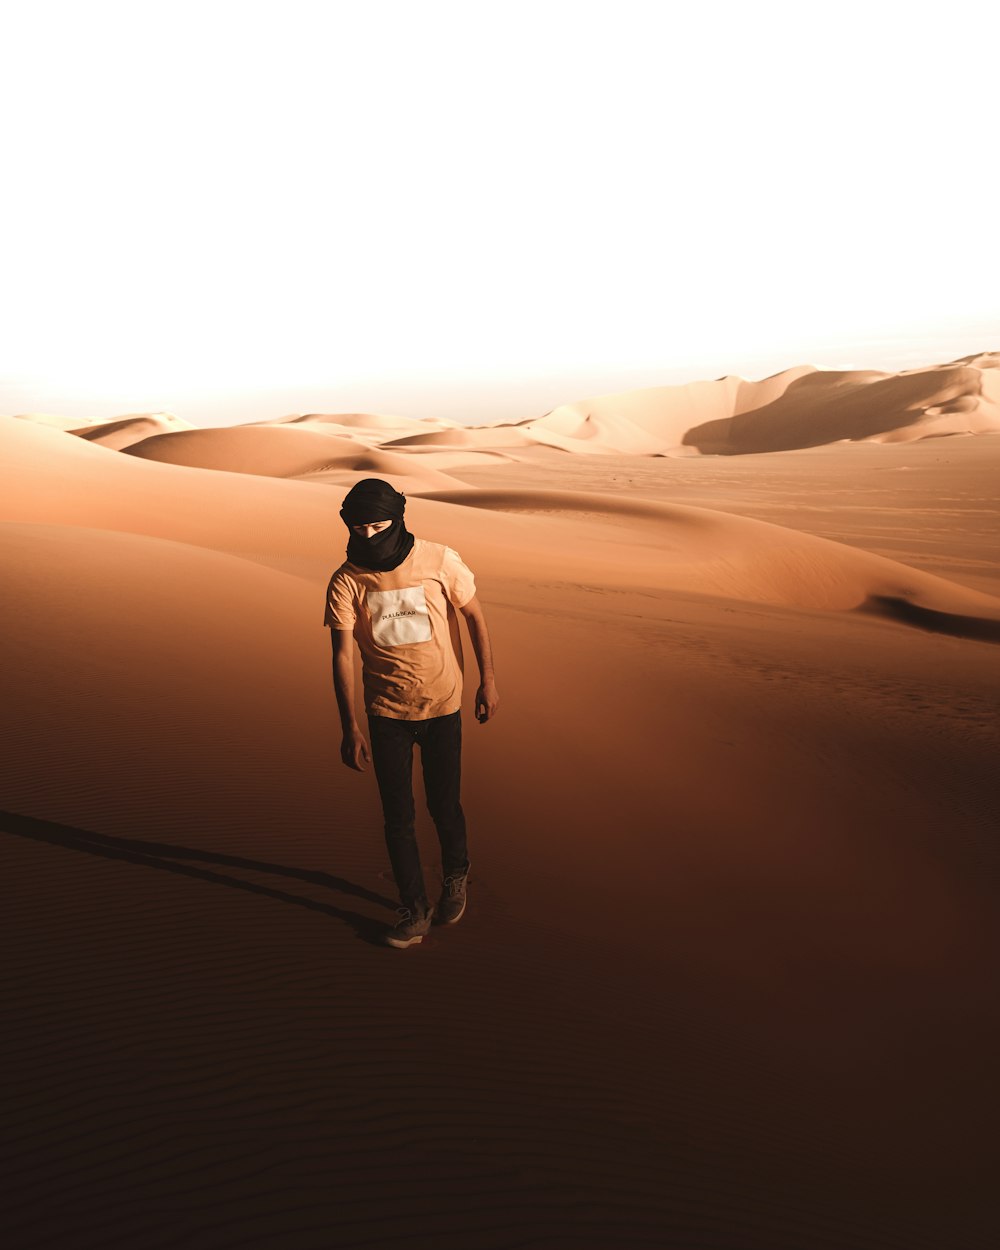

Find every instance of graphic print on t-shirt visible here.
[366,586,433,647]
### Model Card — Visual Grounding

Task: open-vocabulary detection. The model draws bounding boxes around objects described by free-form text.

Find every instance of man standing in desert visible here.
[325,478,499,948]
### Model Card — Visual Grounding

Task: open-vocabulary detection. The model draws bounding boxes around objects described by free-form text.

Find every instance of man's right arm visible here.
[330,629,370,771]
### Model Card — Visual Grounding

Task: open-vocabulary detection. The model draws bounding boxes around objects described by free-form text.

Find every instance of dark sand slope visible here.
[2,401,999,1249]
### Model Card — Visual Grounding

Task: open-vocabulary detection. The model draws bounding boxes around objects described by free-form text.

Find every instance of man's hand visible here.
[475,681,500,723]
[458,596,498,725]
[341,728,371,771]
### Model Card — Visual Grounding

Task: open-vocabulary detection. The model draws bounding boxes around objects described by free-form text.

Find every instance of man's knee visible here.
[426,791,464,825]
[380,788,416,828]
[383,821,417,845]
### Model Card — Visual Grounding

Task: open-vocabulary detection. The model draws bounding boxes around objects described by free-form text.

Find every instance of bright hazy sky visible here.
[2,0,997,426]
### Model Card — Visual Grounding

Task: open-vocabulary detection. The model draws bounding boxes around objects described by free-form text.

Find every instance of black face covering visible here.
[340,478,415,572]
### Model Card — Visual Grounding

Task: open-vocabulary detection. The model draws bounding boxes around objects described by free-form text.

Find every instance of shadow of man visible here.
[1,809,396,946]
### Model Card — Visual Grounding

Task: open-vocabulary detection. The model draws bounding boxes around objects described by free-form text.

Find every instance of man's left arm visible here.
[458,595,499,723]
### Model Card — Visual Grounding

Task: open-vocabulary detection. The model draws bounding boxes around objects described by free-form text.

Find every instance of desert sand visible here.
[2,354,999,1249]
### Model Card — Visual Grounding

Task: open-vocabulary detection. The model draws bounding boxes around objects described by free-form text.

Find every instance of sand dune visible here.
[271,413,615,457]
[306,410,460,430]
[505,357,1000,456]
[381,427,526,448]
[225,353,1000,459]
[122,421,465,490]
[506,366,818,453]
[12,411,100,431]
[684,363,1000,453]
[19,351,998,469]
[371,447,522,471]
[0,416,455,574]
[8,413,999,631]
[124,423,371,475]
[71,412,197,449]
[255,410,462,434]
[415,486,1000,630]
[296,451,464,490]
[13,410,197,444]
[69,353,1000,467]
[2,356,999,1249]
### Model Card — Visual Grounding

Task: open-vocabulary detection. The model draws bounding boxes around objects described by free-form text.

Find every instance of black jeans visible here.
[367,710,469,913]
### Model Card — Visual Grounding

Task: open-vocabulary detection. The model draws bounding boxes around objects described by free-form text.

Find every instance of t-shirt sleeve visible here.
[441,547,477,609]
[324,571,357,630]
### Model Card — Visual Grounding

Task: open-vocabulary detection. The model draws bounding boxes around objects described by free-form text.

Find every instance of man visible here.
[325,478,499,948]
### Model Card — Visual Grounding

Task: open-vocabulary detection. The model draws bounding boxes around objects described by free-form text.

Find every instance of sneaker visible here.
[434,868,469,926]
[383,905,433,949]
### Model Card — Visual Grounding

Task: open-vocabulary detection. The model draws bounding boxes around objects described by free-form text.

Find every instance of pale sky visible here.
[2,0,997,427]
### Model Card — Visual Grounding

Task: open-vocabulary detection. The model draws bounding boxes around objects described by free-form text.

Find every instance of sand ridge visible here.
[6,413,1000,632]
[18,353,996,476]
[30,352,1000,467]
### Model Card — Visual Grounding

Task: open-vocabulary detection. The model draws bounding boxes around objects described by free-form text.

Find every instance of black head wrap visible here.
[340,478,415,572]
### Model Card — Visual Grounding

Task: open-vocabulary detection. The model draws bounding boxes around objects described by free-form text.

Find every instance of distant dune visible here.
[683,361,1000,454]
[249,352,999,458]
[124,424,372,475]
[122,422,463,489]
[72,412,197,450]
[13,352,997,463]
[14,411,196,447]
[11,412,93,431]
[517,356,1000,456]
[256,411,462,432]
